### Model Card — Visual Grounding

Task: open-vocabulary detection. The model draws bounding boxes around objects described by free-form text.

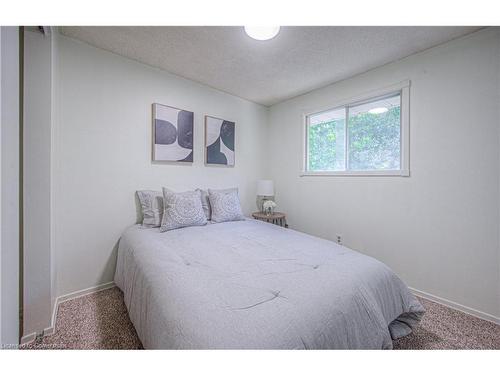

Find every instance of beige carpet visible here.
[23,287,499,350]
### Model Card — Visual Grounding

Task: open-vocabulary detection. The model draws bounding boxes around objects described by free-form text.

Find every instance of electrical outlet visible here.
[336,235,342,245]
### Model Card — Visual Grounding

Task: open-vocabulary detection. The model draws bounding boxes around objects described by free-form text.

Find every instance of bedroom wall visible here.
[266,28,500,320]
[54,35,268,297]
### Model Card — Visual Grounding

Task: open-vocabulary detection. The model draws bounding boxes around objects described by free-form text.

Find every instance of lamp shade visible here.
[257,180,274,196]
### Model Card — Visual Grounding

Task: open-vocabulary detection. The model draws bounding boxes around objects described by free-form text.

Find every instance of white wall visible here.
[54,35,268,297]
[267,28,500,319]
[23,29,54,337]
[0,26,20,346]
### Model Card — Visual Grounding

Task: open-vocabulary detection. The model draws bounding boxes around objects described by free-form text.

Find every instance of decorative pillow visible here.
[160,188,207,232]
[137,190,164,227]
[208,188,245,223]
[196,188,211,221]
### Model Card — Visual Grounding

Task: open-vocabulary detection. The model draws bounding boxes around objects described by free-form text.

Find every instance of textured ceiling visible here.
[60,26,482,106]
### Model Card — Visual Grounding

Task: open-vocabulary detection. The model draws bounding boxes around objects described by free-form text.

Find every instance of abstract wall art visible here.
[152,103,194,162]
[205,115,235,166]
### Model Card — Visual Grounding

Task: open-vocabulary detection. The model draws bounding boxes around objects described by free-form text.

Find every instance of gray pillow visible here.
[208,188,245,223]
[196,188,211,221]
[137,190,163,227]
[160,188,207,232]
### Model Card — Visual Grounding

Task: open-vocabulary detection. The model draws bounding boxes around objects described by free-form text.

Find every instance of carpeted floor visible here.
[22,287,499,350]
[23,287,142,350]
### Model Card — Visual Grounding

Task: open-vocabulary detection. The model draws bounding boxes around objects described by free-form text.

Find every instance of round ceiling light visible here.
[368,107,389,114]
[244,26,280,41]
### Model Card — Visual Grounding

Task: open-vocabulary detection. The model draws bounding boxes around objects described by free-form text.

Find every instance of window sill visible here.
[300,170,409,177]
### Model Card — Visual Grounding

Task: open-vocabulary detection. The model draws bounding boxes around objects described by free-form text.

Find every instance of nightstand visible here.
[252,212,288,228]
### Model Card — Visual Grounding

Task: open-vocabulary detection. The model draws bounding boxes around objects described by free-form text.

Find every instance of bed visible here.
[114,219,424,349]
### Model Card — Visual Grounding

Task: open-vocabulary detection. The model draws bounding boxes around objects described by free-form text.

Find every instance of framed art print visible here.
[205,115,235,166]
[152,103,193,162]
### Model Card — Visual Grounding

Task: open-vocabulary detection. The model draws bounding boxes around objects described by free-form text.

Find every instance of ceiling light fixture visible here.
[244,26,280,41]
[368,107,389,114]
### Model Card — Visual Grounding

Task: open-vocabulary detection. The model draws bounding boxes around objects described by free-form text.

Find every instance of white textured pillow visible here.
[208,188,245,223]
[196,188,211,221]
[137,190,163,227]
[160,188,207,232]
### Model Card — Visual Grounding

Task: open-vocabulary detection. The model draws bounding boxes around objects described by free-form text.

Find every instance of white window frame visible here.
[301,80,410,177]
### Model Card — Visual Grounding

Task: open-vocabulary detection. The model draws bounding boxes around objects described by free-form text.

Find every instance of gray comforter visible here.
[115,219,424,349]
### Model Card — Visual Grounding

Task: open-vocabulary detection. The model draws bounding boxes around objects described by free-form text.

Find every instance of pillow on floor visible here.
[208,188,245,223]
[160,188,207,232]
[196,188,211,221]
[137,190,164,227]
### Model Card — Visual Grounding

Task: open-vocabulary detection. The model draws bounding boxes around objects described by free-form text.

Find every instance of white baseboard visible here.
[43,325,55,336]
[56,281,115,305]
[20,281,116,345]
[410,287,500,325]
[20,332,37,345]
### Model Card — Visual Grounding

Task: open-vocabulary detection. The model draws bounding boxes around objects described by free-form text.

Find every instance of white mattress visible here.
[115,219,424,349]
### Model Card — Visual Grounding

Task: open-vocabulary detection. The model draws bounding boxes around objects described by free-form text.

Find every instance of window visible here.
[304,82,409,176]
